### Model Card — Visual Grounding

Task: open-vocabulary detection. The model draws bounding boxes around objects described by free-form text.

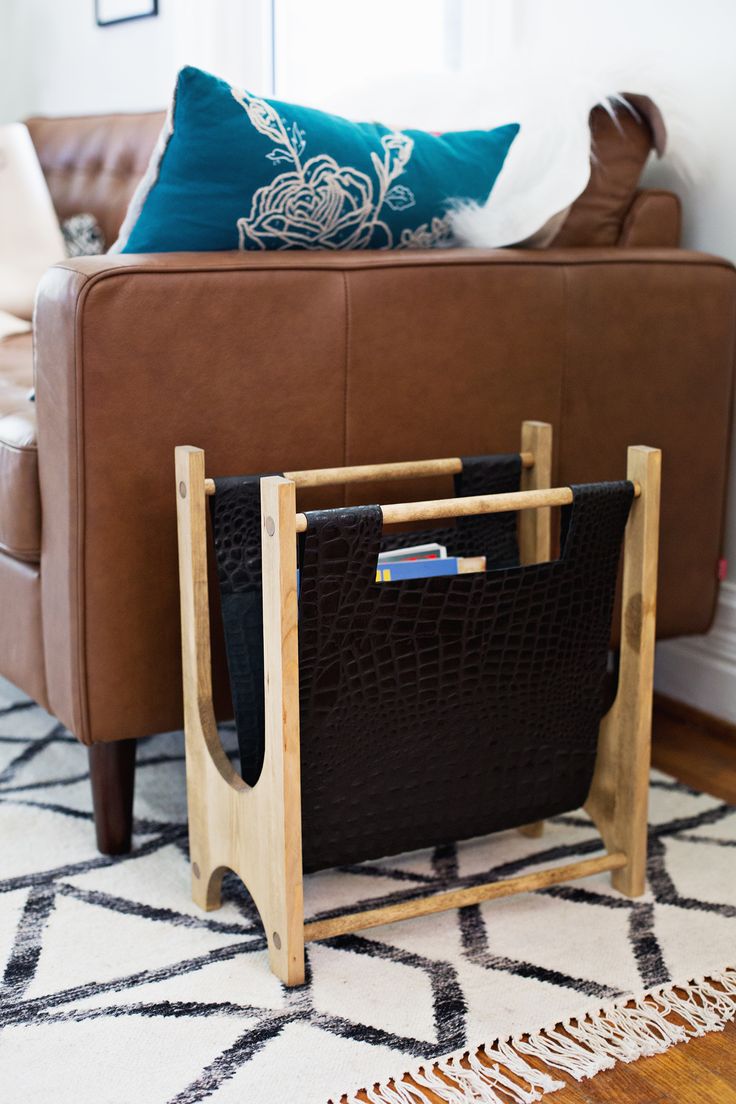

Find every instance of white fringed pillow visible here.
[0,124,65,320]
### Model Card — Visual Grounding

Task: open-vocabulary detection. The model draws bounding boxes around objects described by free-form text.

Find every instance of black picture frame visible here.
[96,0,159,27]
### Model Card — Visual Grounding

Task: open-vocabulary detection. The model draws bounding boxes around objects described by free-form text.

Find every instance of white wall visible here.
[0,0,272,122]
[0,0,36,122]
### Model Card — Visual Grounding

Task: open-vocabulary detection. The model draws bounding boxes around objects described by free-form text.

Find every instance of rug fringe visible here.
[517,968,736,1079]
[343,967,736,1104]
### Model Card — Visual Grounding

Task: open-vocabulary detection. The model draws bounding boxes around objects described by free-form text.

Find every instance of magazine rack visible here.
[175,422,660,985]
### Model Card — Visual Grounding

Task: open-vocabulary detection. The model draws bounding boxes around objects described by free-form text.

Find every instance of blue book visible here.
[376,556,485,582]
[296,555,485,593]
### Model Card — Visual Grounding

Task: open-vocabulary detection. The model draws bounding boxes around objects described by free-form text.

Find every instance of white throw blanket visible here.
[315,67,676,248]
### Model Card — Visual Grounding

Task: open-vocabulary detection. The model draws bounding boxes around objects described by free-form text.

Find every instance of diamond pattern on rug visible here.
[661,833,736,908]
[0,676,734,1104]
[0,1012,255,1104]
[311,941,438,1041]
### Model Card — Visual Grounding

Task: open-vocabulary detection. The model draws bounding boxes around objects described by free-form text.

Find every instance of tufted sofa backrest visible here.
[26,112,164,249]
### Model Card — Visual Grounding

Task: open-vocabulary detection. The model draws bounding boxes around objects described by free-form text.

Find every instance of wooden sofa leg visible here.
[89,739,136,855]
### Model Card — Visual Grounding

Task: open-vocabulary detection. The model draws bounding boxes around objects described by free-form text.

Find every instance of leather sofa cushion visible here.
[619,189,682,248]
[0,334,40,562]
[0,552,47,707]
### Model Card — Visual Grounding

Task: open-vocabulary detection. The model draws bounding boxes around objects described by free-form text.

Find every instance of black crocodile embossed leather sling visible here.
[209,474,267,786]
[212,464,632,873]
[210,455,522,787]
[297,482,632,870]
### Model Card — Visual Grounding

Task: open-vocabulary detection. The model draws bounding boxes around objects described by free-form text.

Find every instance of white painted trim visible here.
[655,581,736,722]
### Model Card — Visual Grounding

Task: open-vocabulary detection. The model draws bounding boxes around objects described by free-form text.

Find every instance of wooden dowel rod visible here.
[291,482,640,535]
[287,454,533,487]
[304,851,627,942]
[204,451,534,496]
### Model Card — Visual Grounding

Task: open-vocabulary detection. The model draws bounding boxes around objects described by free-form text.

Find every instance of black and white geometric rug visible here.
[1,675,734,1104]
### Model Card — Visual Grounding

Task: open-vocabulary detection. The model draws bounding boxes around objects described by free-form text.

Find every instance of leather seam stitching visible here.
[37,270,92,739]
[75,277,91,744]
[48,255,736,283]
[58,271,92,745]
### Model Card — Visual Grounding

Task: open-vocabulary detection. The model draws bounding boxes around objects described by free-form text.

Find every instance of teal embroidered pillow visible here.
[116,66,519,253]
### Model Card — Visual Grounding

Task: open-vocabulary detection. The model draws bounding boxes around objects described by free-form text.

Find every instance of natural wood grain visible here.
[653,699,736,805]
[518,420,553,840]
[520,420,553,565]
[586,446,661,896]
[294,482,641,534]
[260,476,305,984]
[681,1021,736,1085]
[654,692,736,744]
[175,451,305,985]
[634,1033,736,1103]
[204,452,536,495]
[304,852,626,942]
[548,1020,736,1104]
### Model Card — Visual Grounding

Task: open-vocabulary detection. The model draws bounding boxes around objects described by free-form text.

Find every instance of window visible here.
[272,0,496,107]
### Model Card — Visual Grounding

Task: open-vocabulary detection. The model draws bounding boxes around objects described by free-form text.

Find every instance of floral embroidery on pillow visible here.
[231,87,450,251]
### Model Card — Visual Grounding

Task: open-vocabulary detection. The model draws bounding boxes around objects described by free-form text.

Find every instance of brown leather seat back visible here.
[25,112,164,249]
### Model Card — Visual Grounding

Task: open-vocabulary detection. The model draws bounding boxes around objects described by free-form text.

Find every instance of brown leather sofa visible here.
[0,104,734,855]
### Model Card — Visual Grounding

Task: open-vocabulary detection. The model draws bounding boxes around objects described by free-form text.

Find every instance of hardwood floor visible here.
[652,693,736,804]
[362,697,736,1104]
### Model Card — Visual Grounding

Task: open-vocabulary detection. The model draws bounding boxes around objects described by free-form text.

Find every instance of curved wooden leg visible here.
[191,863,225,912]
[176,450,305,986]
[89,739,136,855]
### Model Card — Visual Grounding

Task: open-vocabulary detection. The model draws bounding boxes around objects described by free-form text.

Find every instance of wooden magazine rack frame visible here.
[175,422,661,985]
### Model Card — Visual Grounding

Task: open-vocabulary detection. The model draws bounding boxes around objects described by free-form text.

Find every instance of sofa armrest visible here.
[619,189,682,247]
[34,248,736,742]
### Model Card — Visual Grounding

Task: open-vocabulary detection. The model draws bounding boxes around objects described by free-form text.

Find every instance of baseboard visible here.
[654,691,736,743]
[655,581,736,724]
